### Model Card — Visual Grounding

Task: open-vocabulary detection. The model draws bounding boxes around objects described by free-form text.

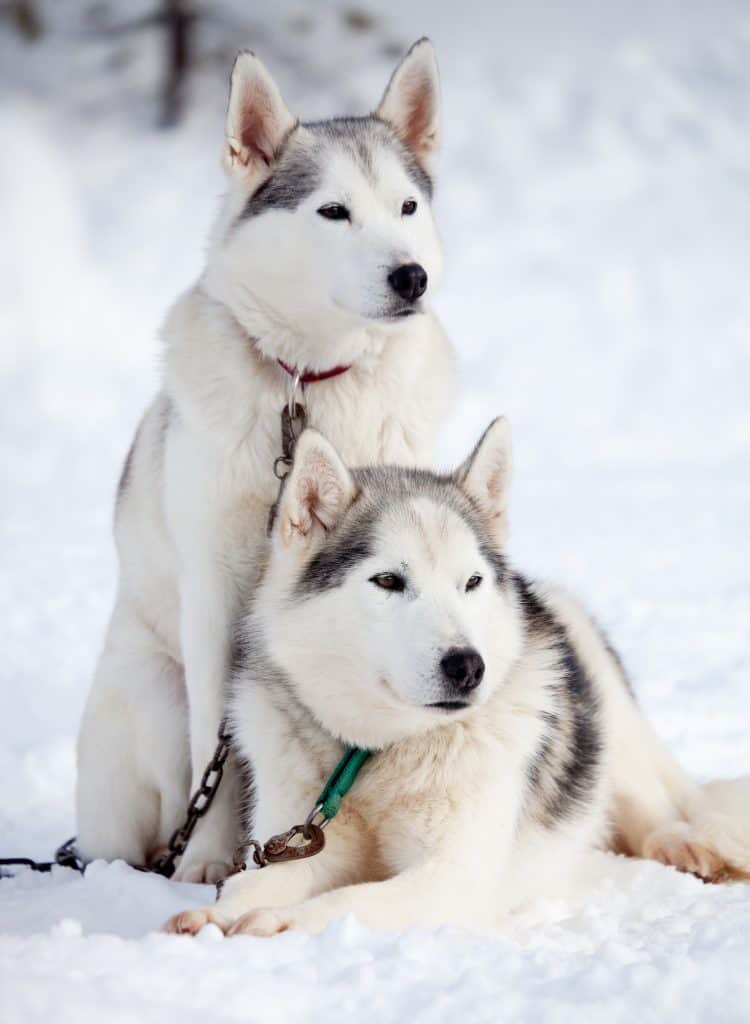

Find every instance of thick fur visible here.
[164,422,750,937]
[76,39,454,882]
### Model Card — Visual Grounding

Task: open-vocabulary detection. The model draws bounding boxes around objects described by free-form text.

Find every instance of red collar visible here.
[277,359,351,384]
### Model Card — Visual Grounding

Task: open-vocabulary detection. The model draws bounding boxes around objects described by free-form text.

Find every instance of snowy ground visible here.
[1,1,749,1021]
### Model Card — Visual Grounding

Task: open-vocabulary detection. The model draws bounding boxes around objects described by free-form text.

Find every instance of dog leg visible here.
[76,600,190,866]
[163,806,377,935]
[606,677,750,881]
[226,852,496,937]
[172,565,238,883]
[225,793,516,937]
[163,817,368,934]
[163,860,320,935]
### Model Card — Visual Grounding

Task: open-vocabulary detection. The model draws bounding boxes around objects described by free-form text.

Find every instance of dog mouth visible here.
[427,700,471,712]
[332,299,420,322]
[365,302,422,322]
[386,304,420,320]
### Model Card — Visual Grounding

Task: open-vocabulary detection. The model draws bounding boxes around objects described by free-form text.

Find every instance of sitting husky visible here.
[165,420,750,936]
[75,40,454,882]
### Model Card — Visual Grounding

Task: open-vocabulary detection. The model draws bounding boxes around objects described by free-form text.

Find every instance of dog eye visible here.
[318,203,350,222]
[370,572,406,592]
[465,574,483,592]
[401,199,417,216]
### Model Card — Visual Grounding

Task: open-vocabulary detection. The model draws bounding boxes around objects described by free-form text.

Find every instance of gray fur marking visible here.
[516,577,604,829]
[294,464,505,599]
[240,116,433,222]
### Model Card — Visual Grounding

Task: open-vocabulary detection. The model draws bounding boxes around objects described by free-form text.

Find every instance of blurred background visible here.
[1,1,748,856]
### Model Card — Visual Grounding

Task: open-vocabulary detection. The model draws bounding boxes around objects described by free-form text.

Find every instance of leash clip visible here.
[287,368,303,421]
[274,398,307,480]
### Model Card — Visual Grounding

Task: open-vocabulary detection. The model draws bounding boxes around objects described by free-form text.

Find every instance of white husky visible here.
[165,421,750,937]
[75,39,454,882]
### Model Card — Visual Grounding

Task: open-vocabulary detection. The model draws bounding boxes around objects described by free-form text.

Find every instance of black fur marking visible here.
[295,506,377,598]
[548,644,602,822]
[242,146,320,218]
[515,575,603,828]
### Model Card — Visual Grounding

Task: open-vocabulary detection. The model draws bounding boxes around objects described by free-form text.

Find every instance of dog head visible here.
[252,419,522,748]
[203,39,443,372]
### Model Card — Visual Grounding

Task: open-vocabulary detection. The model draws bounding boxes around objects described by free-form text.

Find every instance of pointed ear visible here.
[376,38,440,174]
[278,430,357,548]
[457,417,513,546]
[224,51,297,181]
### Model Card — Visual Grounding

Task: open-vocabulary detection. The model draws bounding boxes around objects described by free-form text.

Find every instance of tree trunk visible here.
[161,0,192,128]
[7,0,42,40]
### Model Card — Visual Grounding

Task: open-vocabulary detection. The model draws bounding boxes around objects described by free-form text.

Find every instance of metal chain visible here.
[1,836,85,878]
[273,401,307,480]
[1,726,231,881]
[151,719,232,878]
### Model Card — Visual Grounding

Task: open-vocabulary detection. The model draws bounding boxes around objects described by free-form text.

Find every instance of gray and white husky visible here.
[165,421,750,937]
[75,40,454,882]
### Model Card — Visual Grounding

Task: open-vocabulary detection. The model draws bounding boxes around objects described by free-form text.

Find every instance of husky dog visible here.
[76,39,455,882]
[165,421,750,936]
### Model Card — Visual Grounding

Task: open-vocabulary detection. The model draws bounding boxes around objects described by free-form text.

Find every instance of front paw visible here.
[226,908,292,937]
[162,906,227,935]
[644,826,727,883]
[172,856,235,885]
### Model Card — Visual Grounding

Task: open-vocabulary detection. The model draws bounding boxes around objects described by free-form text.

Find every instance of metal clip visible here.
[260,823,325,865]
[287,368,303,421]
[274,401,307,480]
[304,802,330,833]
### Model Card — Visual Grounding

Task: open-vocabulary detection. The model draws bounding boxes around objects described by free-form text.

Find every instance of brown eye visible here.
[401,199,417,216]
[318,203,350,221]
[465,574,482,592]
[370,572,406,592]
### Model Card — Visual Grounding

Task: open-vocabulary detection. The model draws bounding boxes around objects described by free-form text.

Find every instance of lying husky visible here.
[76,40,454,882]
[165,421,750,937]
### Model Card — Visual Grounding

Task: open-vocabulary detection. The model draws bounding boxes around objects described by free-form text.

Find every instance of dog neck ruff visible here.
[277,358,352,384]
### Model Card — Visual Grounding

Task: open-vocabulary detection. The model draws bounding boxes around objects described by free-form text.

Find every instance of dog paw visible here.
[644,826,727,882]
[162,907,224,935]
[226,908,290,937]
[173,859,235,885]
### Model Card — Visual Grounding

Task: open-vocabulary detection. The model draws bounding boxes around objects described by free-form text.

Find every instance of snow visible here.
[1,1,749,1020]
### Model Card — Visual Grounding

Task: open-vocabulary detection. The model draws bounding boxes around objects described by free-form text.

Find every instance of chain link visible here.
[151,720,232,878]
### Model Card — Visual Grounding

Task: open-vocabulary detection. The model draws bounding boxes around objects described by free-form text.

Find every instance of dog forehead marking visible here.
[398,497,473,570]
[241,116,433,221]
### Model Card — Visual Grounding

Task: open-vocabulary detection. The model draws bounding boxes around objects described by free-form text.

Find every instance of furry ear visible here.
[376,38,440,174]
[224,51,297,180]
[457,417,513,546]
[278,430,357,548]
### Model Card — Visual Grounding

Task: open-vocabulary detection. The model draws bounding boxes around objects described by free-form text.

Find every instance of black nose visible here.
[388,263,428,303]
[440,647,485,693]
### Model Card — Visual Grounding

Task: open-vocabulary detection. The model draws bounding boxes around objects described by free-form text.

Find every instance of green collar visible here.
[314,747,372,823]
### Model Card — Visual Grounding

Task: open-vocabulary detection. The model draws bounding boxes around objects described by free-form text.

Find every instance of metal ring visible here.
[274,455,292,480]
[287,369,302,420]
[304,803,329,835]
